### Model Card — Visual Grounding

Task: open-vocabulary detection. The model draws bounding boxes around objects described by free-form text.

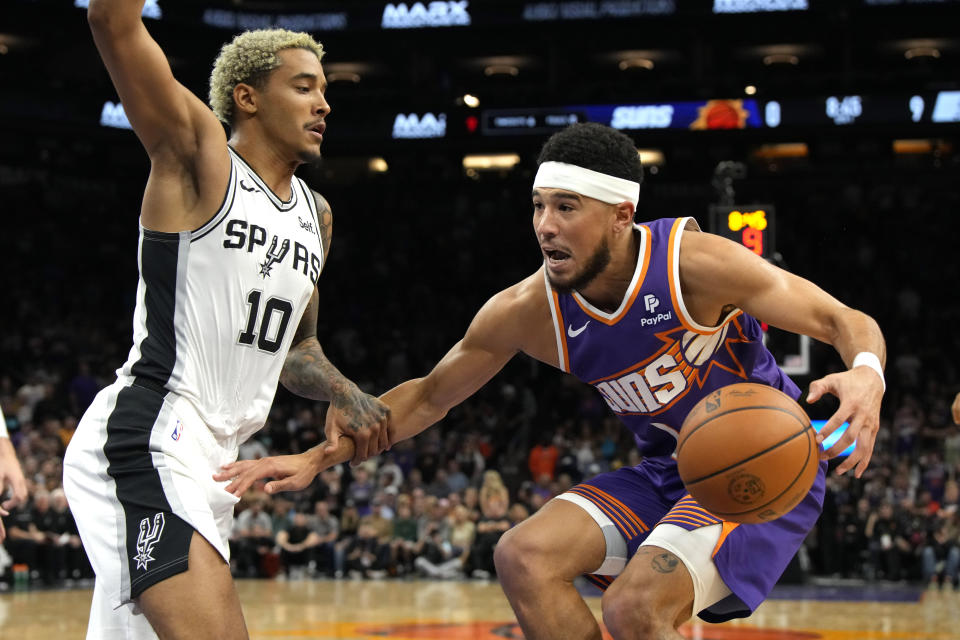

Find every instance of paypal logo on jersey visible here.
[641,294,672,326]
[644,294,660,313]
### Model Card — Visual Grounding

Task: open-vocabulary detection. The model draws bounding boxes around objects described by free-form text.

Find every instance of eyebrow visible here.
[532,189,581,202]
[290,72,327,91]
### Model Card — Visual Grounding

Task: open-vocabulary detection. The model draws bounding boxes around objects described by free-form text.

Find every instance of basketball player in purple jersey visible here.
[219,123,885,639]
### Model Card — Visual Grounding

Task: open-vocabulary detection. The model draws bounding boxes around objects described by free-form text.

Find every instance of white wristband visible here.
[0,406,7,438]
[852,352,885,391]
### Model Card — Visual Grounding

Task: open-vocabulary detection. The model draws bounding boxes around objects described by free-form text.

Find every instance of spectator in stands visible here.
[344,522,391,579]
[528,432,558,481]
[390,499,419,575]
[464,486,514,579]
[480,470,509,515]
[3,497,43,584]
[413,519,462,579]
[309,500,339,575]
[921,520,960,590]
[231,497,274,578]
[276,512,322,578]
[49,488,88,582]
[445,460,470,495]
[346,466,375,516]
[866,501,912,581]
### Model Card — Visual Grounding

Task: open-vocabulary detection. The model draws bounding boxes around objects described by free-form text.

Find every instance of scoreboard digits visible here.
[709,205,775,259]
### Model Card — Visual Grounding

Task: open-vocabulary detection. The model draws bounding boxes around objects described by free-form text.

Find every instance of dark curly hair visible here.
[536,122,643,185]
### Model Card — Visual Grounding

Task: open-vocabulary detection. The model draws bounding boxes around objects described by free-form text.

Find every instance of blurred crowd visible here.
[1,139,958,589]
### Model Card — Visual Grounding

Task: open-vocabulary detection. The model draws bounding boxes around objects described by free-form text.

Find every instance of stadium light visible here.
[462,154,521,170]
[484,65,519,77]
[636,149,665,166]
[762,54,799,66]
[904,47,940,60]
[618,57,655,71]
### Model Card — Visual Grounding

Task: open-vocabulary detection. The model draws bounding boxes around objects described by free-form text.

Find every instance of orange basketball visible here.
[676,383,820,524]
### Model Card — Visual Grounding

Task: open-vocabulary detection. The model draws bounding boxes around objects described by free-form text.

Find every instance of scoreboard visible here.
[709,205,775,259]
[481,91,960,136]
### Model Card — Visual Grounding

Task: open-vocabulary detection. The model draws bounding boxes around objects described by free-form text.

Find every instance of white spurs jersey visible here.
[118,147,325,445]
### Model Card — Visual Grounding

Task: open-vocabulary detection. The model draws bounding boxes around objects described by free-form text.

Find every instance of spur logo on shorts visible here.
[133,513,165,571]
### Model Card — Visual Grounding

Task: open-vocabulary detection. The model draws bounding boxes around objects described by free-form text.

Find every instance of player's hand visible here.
[324,386,390,466]
[214,438,357,497]
[952,392,960,426]
[0,438,28,542]
[807,366,884,478]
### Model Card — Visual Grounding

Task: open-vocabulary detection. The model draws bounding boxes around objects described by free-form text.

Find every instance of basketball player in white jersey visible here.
[0,405,29,542]
[61,2,390,638]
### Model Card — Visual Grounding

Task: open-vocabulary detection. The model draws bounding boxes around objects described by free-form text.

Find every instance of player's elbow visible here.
[87,0,139,36]
[86,1,114,28]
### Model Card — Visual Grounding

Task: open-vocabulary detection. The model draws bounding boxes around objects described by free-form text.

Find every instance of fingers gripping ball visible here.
[677,383,820,524]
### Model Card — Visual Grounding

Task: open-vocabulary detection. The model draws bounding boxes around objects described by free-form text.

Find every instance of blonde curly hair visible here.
[209,29,325,125]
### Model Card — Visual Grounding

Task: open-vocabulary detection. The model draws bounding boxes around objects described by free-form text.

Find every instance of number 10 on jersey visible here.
[238,289,294,354]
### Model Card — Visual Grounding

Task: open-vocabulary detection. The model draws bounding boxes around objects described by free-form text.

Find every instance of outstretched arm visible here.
[679,230,885,478]
[218,283,533,496]
[281,289,390,464]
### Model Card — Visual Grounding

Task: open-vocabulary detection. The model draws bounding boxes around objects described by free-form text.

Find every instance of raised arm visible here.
[87,0,229,229]
[679,229,885,477]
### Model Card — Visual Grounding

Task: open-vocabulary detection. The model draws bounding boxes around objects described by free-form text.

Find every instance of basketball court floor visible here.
[3,578,959,639]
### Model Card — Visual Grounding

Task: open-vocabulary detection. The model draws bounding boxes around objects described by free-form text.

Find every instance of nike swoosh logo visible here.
[567,321,590,338]
[240,179,261,193]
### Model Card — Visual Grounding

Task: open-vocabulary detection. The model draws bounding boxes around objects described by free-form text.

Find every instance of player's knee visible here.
[494,525,545,583]
[601,581,661,638]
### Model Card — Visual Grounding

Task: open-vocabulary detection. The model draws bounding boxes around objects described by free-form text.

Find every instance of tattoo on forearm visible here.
[280,338,386,433]
[651,552,680,574]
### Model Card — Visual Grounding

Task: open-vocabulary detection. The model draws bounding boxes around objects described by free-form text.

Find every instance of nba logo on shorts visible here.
[171,420,183,441]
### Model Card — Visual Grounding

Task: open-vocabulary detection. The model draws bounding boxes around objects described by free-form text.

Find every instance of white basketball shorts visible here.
[63,377,240,639]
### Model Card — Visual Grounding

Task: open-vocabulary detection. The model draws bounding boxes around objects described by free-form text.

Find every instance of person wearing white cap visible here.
[220,122,886,640]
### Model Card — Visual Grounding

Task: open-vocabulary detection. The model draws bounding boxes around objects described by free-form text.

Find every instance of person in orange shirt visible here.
[528,434,559,481]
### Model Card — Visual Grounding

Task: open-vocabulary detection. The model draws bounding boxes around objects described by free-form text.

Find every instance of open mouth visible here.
[544,249,571,264]
[307,122,326,138]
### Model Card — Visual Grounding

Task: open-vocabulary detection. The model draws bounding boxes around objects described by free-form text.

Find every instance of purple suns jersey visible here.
[545,216,800,468]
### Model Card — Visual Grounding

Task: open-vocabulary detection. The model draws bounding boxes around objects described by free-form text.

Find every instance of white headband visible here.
[533,161,640,208]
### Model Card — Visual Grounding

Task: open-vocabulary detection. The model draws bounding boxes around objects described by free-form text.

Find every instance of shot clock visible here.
[709,205,775,259]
